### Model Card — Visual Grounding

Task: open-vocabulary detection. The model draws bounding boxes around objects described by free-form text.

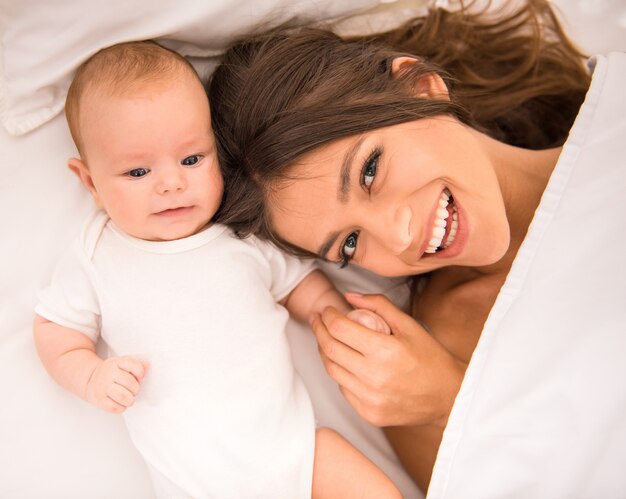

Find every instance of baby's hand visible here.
[85,356,148,414]
[346,309,391,334]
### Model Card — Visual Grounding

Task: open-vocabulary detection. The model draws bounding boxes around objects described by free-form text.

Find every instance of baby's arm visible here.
[281,270,351,322]
[281,270,390,334]
[33,315,147,413]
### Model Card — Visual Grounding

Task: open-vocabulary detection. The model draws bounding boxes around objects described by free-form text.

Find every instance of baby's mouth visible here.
[155,206,193,216]
[424,188,458,254]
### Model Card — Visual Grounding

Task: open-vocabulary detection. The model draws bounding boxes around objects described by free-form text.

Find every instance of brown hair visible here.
[65,40,198,158]
[208,0,590,257]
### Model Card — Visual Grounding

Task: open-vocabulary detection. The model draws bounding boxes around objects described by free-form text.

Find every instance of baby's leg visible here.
[312,427,402,499]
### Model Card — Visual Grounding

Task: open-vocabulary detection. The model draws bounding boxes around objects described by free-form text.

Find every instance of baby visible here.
[33,41,399,499]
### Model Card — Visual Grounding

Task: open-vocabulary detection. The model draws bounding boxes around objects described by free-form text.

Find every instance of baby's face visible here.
[76,71,222,241]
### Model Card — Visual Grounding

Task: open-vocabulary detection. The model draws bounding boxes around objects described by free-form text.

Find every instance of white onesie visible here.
[36,210,316,498]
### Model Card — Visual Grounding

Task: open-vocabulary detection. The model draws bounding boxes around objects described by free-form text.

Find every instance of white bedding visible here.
[1,1,624,498]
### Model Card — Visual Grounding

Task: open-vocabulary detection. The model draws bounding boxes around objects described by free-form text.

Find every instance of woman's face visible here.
[269,116,511,277]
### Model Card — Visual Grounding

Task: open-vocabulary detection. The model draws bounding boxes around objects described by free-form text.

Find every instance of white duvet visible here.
[429,52,626,499]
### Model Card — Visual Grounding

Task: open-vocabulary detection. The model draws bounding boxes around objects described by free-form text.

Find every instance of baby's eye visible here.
[339,232,359,268]
[127,168,150,178]
[361,148,381,190]
[181,155,201,167]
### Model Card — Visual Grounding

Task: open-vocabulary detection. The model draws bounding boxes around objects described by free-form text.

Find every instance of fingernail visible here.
[308,313,318,326]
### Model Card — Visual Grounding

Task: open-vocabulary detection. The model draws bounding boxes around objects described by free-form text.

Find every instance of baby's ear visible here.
[390,56,449,101]
[67,157,102,207]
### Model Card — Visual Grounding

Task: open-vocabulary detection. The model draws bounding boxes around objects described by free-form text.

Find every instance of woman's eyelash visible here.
[360,147,382,190]
[339,232,359,268]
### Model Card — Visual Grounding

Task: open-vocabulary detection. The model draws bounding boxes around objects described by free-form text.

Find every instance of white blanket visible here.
[429,51,626,499]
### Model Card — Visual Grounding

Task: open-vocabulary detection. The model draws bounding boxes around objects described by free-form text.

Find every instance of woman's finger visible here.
[336,383,398,428]
[318,306,390,357]
[336,385,371,421]
[344,292,426,337]
[311,313,366,375]
[317,310,408,393]
[316,355,391,427]
[318,353,371,401]
[338,387,387,427]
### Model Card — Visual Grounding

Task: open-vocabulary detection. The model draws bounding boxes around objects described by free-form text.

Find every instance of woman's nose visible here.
[368,205,412,254]
[156,165,187,194]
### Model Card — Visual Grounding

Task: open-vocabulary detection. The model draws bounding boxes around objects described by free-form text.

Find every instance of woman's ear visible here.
[67,157,103,207]
[390,56,449,100]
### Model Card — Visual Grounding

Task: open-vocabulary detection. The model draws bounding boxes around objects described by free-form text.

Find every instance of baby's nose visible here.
[157,166,186,193]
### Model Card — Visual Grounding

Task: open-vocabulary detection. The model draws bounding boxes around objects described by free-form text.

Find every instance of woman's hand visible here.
[310,292,466,429]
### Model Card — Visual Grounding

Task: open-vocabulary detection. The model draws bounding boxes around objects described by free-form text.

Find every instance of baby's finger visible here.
[344,293,422,336]
[103,396,127,414]
[346,309,391,334]
[107,383,136,408]
[115,370,141,395]
[116,356,148,382]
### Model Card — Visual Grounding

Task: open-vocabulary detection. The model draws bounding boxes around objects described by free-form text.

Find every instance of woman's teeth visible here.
[424,188,458,254]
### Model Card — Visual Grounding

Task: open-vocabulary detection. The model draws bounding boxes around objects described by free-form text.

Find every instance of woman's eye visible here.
[340,232,359,268]
[182,155,201,167]
[361,148,381,190]
[127,168,150,178]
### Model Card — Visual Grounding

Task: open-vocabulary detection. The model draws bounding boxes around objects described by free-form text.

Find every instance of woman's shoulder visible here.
[413,269,503,363]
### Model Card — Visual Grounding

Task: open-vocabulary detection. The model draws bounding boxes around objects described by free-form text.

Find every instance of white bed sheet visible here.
[1,1,624,498]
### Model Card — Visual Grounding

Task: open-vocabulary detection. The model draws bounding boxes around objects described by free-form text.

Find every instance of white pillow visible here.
[0,0,382,136]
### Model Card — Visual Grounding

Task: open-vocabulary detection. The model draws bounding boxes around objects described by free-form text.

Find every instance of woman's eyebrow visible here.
[318,230,341,260]
[338,136,366,202]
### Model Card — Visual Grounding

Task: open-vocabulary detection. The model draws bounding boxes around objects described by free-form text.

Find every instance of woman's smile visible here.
[419,187,467,261]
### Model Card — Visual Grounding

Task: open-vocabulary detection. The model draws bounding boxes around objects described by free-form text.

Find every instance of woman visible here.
[208,0,605,492]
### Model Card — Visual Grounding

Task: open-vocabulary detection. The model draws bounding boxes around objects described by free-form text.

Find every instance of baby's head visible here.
[65,41,222,241]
